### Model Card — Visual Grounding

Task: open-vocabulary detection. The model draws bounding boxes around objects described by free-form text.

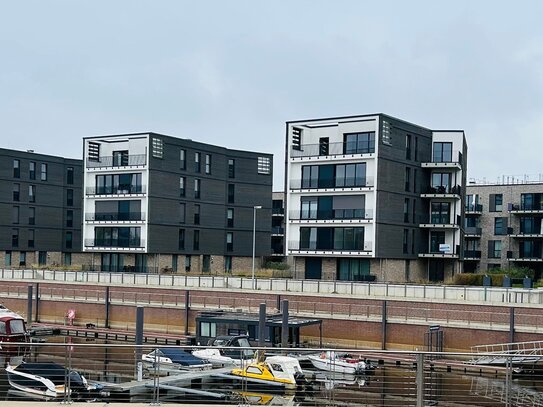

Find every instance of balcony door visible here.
[305,257,322,279]
[113,150,129,166]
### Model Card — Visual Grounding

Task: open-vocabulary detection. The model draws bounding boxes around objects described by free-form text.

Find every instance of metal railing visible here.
[290,141,375,158]
[424,184,462,194]
[85,212,146,221]
[287,240,373,252]
[86,154,147,168]
[289,208,373,220]
[428,150,463,165]
[465,226,482,235]
[289,176,374,190]
[272,207,285,215]
[464,250,481,258]
[84,238,145,248]
[0,342,532,406]
[271,227,284,235]
[3,268,543,306]
[466,203,483,212]
[85,184,145,195]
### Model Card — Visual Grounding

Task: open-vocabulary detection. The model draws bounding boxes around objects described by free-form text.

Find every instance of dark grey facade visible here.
[0,148,83,267]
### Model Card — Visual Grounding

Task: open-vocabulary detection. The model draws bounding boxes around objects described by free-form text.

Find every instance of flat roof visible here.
[196,311,321,328]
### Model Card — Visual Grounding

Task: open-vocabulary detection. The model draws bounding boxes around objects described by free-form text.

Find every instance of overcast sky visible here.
[2,1,543,188]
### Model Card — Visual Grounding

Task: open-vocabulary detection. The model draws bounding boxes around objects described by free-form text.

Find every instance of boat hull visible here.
[308,355,364,375]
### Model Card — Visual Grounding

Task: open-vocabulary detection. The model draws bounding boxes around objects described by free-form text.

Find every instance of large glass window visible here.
[66,167,74,184]
[431,202,450,224]
[13,183,20,201]
[343,132,375,154]
[299,227,317,250]
[301,165,319,189]
[195,152,201,172]
[94,227,141,247]
[227,184,235,203]
[337,258,370,281]
[13,159,20,178]
[29,185,36,203]
[433,142,453,162]
[335,163,366,187]
[431,173,451,193]
[194,179,201,199]
[494,217,506,235]
[180,149,186,170]
[488,240,502,258]
[429,231,445,252]
[521,193,543,210]
[205,154,211,174]
[179,176,186,197]
[29,162,36,180]
[228,159,235,178]
[40,163,48,181]
[95,173,142,195]
[227,208,234,227]
[300,197,318,219]
[333,227,365,250]
[226,232,233,251]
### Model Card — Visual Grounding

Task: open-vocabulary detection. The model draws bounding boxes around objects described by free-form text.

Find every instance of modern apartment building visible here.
[0,148,85,268]
[465,180,543,278]
[82,133,273,273]
[271,191,285,258]
[285,114,467,282]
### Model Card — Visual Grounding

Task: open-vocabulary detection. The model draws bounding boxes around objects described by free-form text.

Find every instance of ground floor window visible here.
[5,251,11,267]
[203,255,211,272]
[199,321,216,338]
[38,251,47,266]
[172,254,178,272]
[101,253,123,272]
[224,256,232,273]
[19,251,26,267]
[336,258,370,281]
[63,252,72,266]
[185,255,191,272]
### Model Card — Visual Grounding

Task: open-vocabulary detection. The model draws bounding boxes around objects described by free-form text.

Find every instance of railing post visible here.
[416,353,424,407]
[505,355,512,407]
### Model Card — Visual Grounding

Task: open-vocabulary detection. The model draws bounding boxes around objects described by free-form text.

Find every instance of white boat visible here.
[192,335,255,367]
[5,361,104,399]
[307,351,374,375]
[142,348,212,371]
[192,348,254,367]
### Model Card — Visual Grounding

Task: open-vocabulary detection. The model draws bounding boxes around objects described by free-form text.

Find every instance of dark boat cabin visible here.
[0,317,27,343]
[195,311,322,347]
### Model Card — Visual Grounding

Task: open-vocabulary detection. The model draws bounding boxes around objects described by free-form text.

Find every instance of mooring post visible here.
[259,303,267,347]
[35,282,40,323]
[381,300,387,350]
[416,353,424,407]
[135,307,144,380]
[27,285,33,326]
[105,286,110,329]
[509,307,515,344]
[281,299,289,349]
[184,290,190,335]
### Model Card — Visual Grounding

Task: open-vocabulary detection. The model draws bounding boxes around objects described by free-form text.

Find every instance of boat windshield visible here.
[9,319,25,334]
[0,322,5,334]
[237,338,251,348]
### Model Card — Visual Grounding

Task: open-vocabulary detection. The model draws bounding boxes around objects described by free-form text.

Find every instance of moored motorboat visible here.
[0,305,29,354]
[5,361,105,399]
[307,351,374,375]
[142,347,212,371]
[230,353,306,390]
[192,335,255,367]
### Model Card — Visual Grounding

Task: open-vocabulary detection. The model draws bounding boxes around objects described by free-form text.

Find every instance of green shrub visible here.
[453,273,484,286]
[487,267,535,279]
[263,261,290,271]
[490,274,504,287]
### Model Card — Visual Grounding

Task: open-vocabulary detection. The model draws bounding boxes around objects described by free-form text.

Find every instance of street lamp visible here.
[252,205,262,289]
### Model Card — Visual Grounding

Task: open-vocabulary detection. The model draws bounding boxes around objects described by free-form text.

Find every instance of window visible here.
[292,127,302,150]
[333,227,365,250]
[13,184,20,201]
[226,232,233,251]
[488,240,502,258]
[193,230,200,250]
[414,137,418,161]
[301,165,319,189]
[40,163,48,181]
[412,199,416,224]
[65,231,73,249]
[66,210,73,228]
[431,202,451,224]
[300,227,317,250]
[29,162,36,179]
[13,159,20,178]
[19,252,26,267]
[520,217,539,234]
[152,137,163,158]
[66,167,74,184]
[343,132,375,154]
[29,207,35,225]
[225,256,232,272]
[205,154,211,174]
[12,206,19,224]
[405,167,411,192]
[94,227,141,247]
[200,321,216,337]
[38,251,47,266]
[185,255,191,271]
[404,199,409,223]
[5,251,11,267]
[178,229,185,250]
[431,173,451,193]
[203,255,211,272]
[257,156,271,174]
[29,185,36,203]
[28,229,35,248]
[194,179,201,199]
[12,229,18,248]
[335,163,366,187]
[172,254,178,272]
[227,208,234,227]
[66,189,74,206]
[301,197,318,219]
[194,204,200,225]
[494,217,507,235]
[337,258,370,281]
[413,169,417,193]
[489,194,503,212]
[195,152,201,172]
[520,193,543,210]
[88,142,100,161]
[112,150,129,166]
[179,203,186,223]
[429,231,446,252]
[180,149,186,170]
[403,229,409,254]
[381,120,392,145]
[433,142,453,163]
[405,134,412,159]
[411,229,415,254]
[227,184,235,203]
[179,177,186,197]
[228,159,235,178]
[64,252,72,266]
[95,173,142,195]
[319,137,329,155]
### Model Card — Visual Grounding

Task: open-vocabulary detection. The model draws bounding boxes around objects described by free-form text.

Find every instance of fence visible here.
[2,268,543,306]
[0,342,535,406]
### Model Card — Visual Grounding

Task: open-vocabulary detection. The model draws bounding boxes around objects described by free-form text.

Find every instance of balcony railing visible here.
[428,150,463,165]
[289,208,373,221]
[85,212,145,222]
[288,240,373,251]
[271,227,285,235]
[272,207,285,215]
[424,185,462,195]
[507,250,543,260]
[86,185,145,195]
[465,226,482,235]
[509,203,543,211]
[85,238,144,248]
[464,250,481,259]
[465,203,483,212]
[424,243,461,256]
[290,141,375,158]
[86,154,147,168]
[289,176,374,190]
